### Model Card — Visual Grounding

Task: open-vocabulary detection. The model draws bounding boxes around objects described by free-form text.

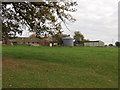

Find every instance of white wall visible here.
[84,41,104,46]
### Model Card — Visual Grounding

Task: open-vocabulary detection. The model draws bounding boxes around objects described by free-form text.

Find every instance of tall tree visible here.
[73,31,89,42]
[2,1,77,39]
[74,31,84,41]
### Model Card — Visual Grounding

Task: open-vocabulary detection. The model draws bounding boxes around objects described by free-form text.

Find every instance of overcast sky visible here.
[21,0,119,45]
[62,0,119,45]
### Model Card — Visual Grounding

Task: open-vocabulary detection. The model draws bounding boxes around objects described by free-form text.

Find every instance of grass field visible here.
[2,45,118,88]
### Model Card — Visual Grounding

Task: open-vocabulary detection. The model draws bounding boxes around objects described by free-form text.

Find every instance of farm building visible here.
[5,36,59,46]
[84,41,104,47]
[7,37,40,45]
[40,37,59,46]
[2,33,70,46]
[63,37,74,46]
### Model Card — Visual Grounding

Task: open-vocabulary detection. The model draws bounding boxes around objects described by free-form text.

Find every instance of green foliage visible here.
[3,46,118,88]
[73,31,89,43]
[83,39,89,42]
[74,31,84,40]
[109,44,114,46]
[2,1,77,38]
[115,41,120,47]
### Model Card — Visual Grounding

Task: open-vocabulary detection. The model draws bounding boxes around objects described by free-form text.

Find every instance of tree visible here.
[2,1,77,39]
[104,45,107,47]
[109,44,113,47]
[115,41,120,47]
[83,39,89,42]
[74,31,84,41]
[73,31,89,42]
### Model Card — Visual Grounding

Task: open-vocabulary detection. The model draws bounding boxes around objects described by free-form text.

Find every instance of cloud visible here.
[63,0,119,44]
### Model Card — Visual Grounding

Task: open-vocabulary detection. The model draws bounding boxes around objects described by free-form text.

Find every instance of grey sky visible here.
[62,0,119,45]
[21,0,119,45]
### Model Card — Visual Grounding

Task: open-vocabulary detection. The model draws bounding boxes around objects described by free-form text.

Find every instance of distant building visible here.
[84,41,104,47]
[63,37,74,46]
[6,36,59,46]
[2,37,39,45]
[7,37,40,45]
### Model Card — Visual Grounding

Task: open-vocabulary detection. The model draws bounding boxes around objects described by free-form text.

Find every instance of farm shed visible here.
[7,37,40,45]
[84,41,104,47]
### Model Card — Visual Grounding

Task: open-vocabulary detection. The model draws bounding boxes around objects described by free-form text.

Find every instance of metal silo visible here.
[63,37,74,46]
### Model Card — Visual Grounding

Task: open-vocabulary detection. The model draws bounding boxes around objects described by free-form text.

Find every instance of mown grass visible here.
[2,45,118,88]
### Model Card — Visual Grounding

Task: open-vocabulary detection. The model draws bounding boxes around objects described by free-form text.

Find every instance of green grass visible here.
[2,45,118,88]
